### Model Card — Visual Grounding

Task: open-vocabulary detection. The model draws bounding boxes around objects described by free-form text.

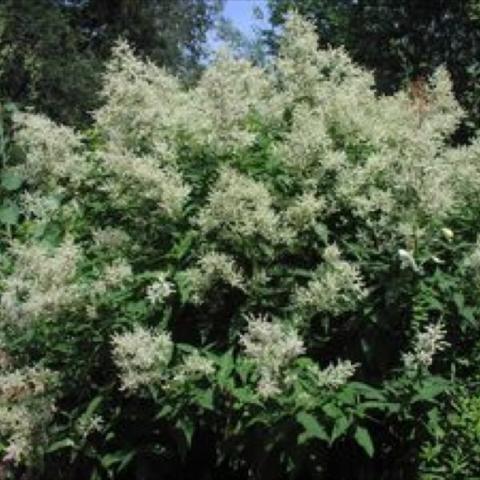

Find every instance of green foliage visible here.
[420,389,480,479]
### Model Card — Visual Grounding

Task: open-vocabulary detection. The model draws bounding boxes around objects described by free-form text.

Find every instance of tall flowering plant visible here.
[0,13,479,479]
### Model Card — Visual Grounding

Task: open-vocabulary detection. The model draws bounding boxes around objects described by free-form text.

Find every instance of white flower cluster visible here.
[0,366,56,465]
[188,49,280,153]
[196,168,281,244]
[0,366,56,402]
[171,350,216,385]
[275,12,326,103]
[102,259,133,287]
[239,314,305,398]
[92,259,133,296]
[11,13,474,239]
[332,74,463,233]
[0,345,10,371]
[283,191,326,232]
[20,192,60,223]
[111,326,173,392]
[295,245,366,316]
[270,16,466,237]
[402,322,449,372]
[183,251,245,304]
[14,112,86,188]
[95,40,184,156]
[101,151,190,218]
[445,137,480,202]
[91,227,131,250]
[96,42,280,157]
[0,239,82,326]
[277,105,335,174]
[311,359,358,389]
[146,272,175,306]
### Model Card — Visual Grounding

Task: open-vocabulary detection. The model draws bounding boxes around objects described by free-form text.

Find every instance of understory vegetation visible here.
[1,14,480,480]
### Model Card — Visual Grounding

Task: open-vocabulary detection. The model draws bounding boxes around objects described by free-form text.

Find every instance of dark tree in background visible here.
[75,0,222,73]
[268,0,480,139]
[0,0,222,125]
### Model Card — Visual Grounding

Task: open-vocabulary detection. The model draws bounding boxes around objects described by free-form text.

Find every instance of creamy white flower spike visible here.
[295,245,366,316]
[239,314,305,398]
[402,322,449,372]
[196,167,280,244]
[147,273,175,306]
[14,112,86,187]
[95,40,185,155]
[283,191,326,232]
[0,366,56,465]
[310,359,358,389]
[0,239,82,326]
[172,351,216,385]
[183,251,245,304]
[187,49,280,153]
[101,151,190,218]
[92,227,131,250]
[112,326,173,392]
[20,192,60,222]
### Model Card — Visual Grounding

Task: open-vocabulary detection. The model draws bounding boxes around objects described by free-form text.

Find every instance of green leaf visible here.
[169,231,196,260]
[177,418,194,447]
[195,388,214,410]
[354,426,374,457]
[46,438,75,453]
[116,450,136,473]
[100,451,134,469]
[461,307,476,326]
[1,170,23,191]
[175,272,193,304]
[322,403,343,419]
[0,203,19,225]
[411,378,449,403]
[231,386,257,405]
[84,395,103,418]
[156,404,173,419]
[217,350,234,384]
[359,400,400,413]
[349,382,385,401]
[453,292,465,310]
[330,415,350,443]
[296,412,328,443]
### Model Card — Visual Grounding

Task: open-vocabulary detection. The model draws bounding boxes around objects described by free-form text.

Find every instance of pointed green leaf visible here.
[330,415,350,443]
[177,418,194,447]
[46,438,75,453]
[84,395,103,418]
[296,412,328,443]
[354,426,374,457]
[196,388,214,410]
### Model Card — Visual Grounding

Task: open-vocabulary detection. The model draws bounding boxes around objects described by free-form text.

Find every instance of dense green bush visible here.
[420,387,480,479]
[1,14,480,480]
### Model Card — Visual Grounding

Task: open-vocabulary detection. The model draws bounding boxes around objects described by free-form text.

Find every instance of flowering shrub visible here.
[1,13,480,479]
